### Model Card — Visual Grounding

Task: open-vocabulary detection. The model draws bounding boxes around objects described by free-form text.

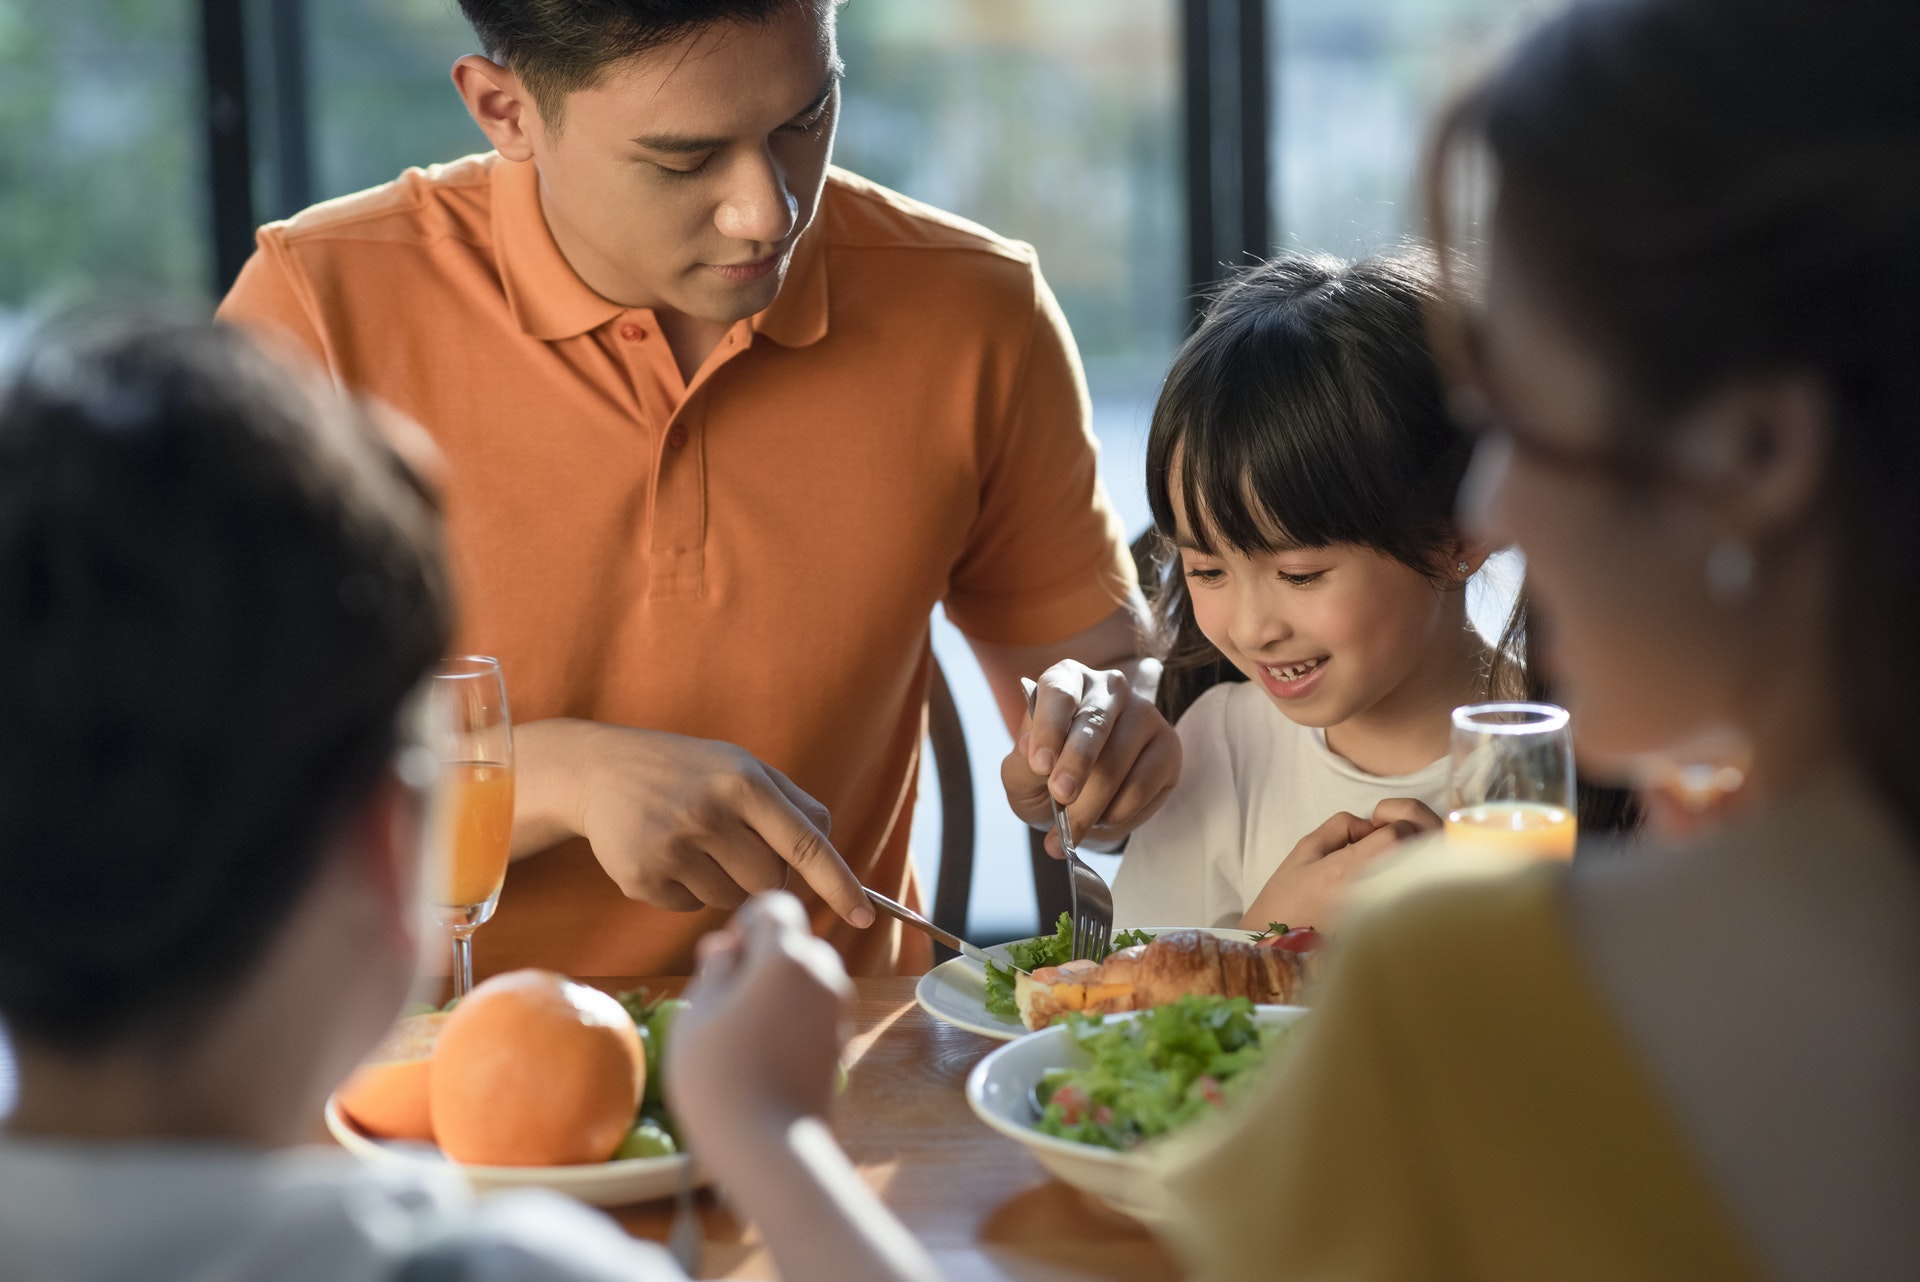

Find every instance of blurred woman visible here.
[1159,2,1920,1279]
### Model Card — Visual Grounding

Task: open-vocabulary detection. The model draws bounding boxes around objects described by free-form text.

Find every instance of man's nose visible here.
[715,150,798,246]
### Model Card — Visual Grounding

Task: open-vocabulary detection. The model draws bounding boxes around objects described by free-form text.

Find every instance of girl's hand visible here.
[666,891,852,1143]
[999,660,1182,854]
[1236,799,1442,931]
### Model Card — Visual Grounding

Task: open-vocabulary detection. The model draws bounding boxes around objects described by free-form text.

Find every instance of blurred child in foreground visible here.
[0,319,936,1282]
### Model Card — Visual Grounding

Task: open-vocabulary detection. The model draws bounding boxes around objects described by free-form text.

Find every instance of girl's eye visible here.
[1278,571,1324,587]
[1184,567,1224,585]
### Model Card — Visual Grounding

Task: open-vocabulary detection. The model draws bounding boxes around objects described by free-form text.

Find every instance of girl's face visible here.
[1171,478,1468,742]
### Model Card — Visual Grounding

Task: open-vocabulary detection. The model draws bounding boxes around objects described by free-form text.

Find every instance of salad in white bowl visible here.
[965,996,1306,1223]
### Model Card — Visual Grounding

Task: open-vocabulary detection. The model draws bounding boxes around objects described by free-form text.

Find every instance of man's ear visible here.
[451,54,542,162]
[343,768,429,962]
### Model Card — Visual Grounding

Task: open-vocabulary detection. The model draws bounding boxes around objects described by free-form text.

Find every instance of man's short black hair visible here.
[458,1,823,121]
[0,319,452,1052]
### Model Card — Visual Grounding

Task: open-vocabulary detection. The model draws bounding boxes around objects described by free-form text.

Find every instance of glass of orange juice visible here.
[426,656,514,998]
[1445,702,1577,861]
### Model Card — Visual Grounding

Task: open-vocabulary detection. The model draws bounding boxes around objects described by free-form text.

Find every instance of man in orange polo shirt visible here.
[220,0,1182,979]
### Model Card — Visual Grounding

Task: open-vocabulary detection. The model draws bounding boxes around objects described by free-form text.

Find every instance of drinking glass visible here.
[426,656,514,998]
[1445,702,1578,861]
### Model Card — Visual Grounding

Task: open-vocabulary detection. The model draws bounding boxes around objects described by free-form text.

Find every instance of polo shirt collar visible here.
[751,218,830,348]
[493,154,830,348]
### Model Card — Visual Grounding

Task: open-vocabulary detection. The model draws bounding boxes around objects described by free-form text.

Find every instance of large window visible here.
[0,0,1553,940]
[0,0,206,315]
[1271,0,1556,255]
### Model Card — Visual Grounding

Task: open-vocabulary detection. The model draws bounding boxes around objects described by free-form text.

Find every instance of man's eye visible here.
[783,108,829,134]
[651,155,713,179]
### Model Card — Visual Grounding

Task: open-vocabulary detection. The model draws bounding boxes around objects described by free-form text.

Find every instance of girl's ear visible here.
[1445,534,1501,583]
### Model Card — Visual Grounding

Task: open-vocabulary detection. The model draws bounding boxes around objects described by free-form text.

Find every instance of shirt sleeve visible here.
[216,230,334,375]
[1154,910,1463,1282]
[419,1188,688,1282]
[1111,686,1248,928]
[939,259,1137,647]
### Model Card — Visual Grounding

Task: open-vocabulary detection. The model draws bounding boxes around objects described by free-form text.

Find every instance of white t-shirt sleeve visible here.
[1112,685,1247,929]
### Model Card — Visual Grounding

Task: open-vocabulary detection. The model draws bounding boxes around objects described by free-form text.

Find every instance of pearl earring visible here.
[1705,538,1755,603]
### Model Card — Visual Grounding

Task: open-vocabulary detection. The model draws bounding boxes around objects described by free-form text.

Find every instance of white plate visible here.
[324,1096,704,1208]
[914,925,1259,1040]
[965,1004,1307,1224]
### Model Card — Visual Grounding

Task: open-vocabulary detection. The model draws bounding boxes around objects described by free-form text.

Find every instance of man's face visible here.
[522,4,840,323]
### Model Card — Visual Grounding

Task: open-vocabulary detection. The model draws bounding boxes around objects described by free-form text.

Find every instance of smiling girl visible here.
[1111,250,1498,932]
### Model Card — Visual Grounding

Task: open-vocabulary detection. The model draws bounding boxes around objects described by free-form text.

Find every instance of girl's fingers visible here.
[1080,724,1181,836]
[1372,797,1444,833]
[1287,811,1379,865]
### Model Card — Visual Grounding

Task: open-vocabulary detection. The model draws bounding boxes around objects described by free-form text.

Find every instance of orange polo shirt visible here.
[219,152,1134,979]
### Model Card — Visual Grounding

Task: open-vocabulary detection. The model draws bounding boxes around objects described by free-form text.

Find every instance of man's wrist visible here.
[511,717,604,854]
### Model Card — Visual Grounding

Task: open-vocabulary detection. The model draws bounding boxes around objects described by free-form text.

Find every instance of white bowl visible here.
[964,1005,1307,1224]
[324,1096,703,1208]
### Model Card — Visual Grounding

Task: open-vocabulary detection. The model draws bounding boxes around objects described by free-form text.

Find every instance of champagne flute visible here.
[427,656,514,998]
[1445,701,1578,860]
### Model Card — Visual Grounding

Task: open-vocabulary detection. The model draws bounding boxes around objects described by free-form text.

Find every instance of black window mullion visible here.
[1180,0,1272,323]
[200,0,256,296]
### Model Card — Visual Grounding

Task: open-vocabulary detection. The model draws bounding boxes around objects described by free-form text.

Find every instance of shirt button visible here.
[666,427,689,449]
[619,322,645,342]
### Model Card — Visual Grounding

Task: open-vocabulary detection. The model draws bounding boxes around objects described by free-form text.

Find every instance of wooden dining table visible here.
[596,976,1183,1282]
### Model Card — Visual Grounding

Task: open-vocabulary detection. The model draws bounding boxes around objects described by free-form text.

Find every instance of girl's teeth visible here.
[1270,659,1322,682]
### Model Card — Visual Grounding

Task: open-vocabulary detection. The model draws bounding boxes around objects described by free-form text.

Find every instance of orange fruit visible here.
[335,1011,446,1141]
[430,969,646,1167]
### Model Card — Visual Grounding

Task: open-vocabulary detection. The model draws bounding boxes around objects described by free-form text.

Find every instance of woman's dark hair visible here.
[457,0,825,122]
[1144,250,1474,724]
[0,319,453,1052]
[1426,0,1920,835]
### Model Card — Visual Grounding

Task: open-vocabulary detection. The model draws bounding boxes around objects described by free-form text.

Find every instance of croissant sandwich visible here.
[1013,930,1317,1031]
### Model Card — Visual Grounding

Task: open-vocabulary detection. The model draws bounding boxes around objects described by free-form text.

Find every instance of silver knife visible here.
[863,887,1022,973]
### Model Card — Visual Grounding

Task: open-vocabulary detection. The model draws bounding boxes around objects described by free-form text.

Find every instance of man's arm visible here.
[975,599,1182,854]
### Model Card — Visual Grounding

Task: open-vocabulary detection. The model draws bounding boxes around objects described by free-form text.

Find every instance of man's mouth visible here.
[705,250,784,284]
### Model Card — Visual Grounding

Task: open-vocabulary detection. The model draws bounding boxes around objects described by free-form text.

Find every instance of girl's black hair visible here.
[1144,249,1472,724]
[1143,248,1638,836]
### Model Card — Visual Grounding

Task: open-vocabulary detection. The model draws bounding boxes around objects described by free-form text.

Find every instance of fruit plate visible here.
[324,1096,705,1208]
[914,925,1259,1041]
[965,1003,1307,1224]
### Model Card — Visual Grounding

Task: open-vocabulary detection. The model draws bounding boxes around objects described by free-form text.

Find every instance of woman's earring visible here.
[1705,538,1755,603]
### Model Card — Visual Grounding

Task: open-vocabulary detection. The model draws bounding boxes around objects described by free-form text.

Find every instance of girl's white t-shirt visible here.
[1112,680,1451,929]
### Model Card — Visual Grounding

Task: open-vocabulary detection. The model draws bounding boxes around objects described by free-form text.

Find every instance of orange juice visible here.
[1445,801,1577,861]
[440,761,513,907]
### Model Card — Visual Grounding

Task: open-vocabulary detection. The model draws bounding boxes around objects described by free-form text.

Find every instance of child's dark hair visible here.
[0,319,452,1052]
[1144,249,1474,724]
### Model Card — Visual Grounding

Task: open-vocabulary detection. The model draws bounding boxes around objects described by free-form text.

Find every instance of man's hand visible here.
[999,660,1182,855]
[1236,798,1442,932]
[667,892,851,1138]
[513,719,874,928]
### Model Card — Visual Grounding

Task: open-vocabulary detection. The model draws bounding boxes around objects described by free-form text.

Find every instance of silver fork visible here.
[1021,678,1116,961]
[667,1140,701,1274]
